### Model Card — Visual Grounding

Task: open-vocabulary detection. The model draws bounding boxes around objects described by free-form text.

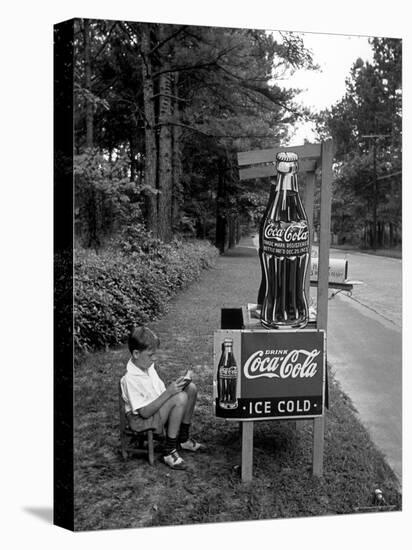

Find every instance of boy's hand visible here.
[175,376,190,389]
[177,371,192,389]
[166,379,186,395]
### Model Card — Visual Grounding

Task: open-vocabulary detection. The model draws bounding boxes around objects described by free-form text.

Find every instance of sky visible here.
[274,32,374,145]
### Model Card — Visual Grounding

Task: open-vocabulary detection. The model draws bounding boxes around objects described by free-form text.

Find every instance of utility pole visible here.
[372,139,377,249]
[361,134,391,249]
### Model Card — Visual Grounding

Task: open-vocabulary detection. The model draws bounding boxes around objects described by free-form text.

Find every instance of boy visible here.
[120,326,202,470]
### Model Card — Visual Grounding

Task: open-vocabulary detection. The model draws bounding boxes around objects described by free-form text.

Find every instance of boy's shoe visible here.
[179,438,203,452]
[163,450,187,470]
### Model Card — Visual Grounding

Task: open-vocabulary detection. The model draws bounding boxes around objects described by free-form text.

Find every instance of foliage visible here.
[117,221,162,255]
[54,251,74,347]
[73,20,318,247]
[316,38,402,247]
[74,239,218,352]
[74,149,148,247]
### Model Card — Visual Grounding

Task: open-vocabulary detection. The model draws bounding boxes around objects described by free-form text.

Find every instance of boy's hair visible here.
[128,326,160,354]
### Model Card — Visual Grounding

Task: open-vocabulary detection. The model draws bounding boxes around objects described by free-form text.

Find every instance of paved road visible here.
[328,248,402,329]
[251,236,402,483]
[326,249,402,483]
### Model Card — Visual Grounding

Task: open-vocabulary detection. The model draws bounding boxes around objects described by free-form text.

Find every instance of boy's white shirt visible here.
[121,359,166,414]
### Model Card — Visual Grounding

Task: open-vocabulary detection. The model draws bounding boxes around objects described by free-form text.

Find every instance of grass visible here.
[74,347,401,531]
[73,246,401,531]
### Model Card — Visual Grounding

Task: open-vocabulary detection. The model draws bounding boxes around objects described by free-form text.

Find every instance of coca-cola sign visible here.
[214,329,325,420]
[264,221,309,243]
[262,221,309,256]
[244,349,320,380]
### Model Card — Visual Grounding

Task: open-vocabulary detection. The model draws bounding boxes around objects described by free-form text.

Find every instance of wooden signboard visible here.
[226,139,334,481]
[213,330,326,420]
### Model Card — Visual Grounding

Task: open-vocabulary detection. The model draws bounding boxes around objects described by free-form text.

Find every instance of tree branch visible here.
[118,21,141,52]
[216,62,305,116]
[151,47,236,79]
[155,120,287,139]
[151,92,189,103]
[148,25,188,57]
[92,22,118,61]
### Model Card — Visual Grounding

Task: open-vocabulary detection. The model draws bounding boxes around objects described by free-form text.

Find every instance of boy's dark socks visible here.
[178,422,190,443]
[165,436,177,455]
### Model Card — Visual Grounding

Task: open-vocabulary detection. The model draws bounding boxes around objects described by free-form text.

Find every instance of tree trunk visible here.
[141,24,158,236]
[378,222,383,248]
[83,19,93,148]
[158,72,173,242]
[83,19,100,251]
[171,73,182,231]
[156,26,174,243]
[215,214,226,254]
[215,158,227,253]
[129,137,136,182]
[87,186,100,252]
[228,216,236,248]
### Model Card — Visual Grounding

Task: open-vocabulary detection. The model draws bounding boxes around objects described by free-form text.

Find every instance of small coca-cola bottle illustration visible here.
[260,151,310,329]
[217,338,238,409]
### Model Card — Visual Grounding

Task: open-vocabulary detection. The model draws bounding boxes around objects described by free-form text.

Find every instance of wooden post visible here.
[303,169,316,436]
[312,417,324,476]
[304,171,316,301]
[241,421,254,482]
[234,141,333,480]
[317,139,333,331]
[312,139,333,477]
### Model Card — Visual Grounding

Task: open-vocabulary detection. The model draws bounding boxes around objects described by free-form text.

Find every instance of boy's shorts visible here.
[127,410,164,435]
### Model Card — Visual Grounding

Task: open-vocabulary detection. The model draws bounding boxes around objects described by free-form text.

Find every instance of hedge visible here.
[74,239,218,353]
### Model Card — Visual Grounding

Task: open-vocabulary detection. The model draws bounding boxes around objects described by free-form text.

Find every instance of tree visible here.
[167,27,315,249]
[140,24,159,236]
[73,20,316,248]
[83,19,94,148]
[316,37,402,248]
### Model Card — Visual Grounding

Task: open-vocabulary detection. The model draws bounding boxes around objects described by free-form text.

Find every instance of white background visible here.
[0,0,410,548]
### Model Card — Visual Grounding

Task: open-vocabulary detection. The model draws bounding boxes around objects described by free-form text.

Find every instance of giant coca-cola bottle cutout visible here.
[217,338,238,409]
[260,151,310,329]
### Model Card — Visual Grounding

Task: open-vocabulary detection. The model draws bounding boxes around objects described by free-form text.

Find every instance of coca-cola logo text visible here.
[264,223,308,243]
[220,366,238,378]
[244,349,320,379]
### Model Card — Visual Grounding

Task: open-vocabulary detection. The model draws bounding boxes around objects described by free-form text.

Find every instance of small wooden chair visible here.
[119,382,155,465]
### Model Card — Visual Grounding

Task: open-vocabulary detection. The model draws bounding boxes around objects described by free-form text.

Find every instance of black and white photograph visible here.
[2,0,409,547]
[54,15,403,531]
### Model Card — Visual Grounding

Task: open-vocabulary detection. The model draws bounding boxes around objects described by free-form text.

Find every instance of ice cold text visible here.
[247,399,312,415]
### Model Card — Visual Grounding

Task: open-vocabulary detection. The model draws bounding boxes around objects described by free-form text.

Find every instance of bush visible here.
[74,239,218,353]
